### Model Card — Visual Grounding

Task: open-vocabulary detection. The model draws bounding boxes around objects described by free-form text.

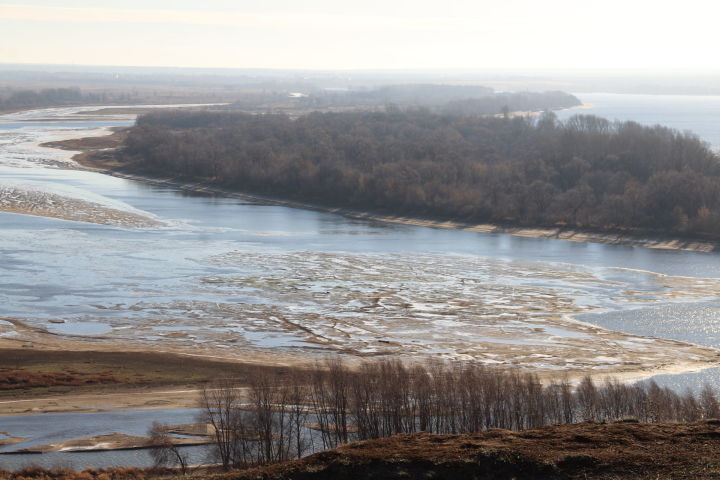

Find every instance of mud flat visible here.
[2,245,720,386]
[155,423,215,437]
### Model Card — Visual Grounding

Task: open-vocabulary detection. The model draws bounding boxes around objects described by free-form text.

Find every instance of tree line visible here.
[0,87,139,110]
[287,85,580,114]
[194,359,720,471]
[1,88,87,109]
[121,108,720,238]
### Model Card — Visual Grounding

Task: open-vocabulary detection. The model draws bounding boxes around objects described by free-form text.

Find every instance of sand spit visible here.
[3,433,211,454]
[0,433,26,446]
[156,423,215,437]
[0,185,164,228]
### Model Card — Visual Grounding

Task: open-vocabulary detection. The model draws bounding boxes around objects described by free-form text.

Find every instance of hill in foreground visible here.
[220,421,720,480]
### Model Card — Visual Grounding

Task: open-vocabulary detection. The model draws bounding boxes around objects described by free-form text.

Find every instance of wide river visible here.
[2,95,720,468]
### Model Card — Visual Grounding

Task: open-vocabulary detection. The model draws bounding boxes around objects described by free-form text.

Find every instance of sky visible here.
[1,0,719,71]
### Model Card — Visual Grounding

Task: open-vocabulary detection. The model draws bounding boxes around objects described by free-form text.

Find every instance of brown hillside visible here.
[219,421,720,480]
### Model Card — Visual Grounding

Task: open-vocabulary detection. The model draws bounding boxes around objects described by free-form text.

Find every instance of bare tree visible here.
[147,421,188,475]
[187,358,720,471]
[199,379,247,470]
[701,384,720,419]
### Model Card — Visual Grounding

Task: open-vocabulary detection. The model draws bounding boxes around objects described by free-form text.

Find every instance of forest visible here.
[121,108,720,238]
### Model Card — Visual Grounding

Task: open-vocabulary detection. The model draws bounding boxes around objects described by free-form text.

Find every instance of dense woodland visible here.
[122,108,720,238]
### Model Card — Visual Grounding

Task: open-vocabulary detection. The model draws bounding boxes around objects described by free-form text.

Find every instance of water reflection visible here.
[0,409,205,470]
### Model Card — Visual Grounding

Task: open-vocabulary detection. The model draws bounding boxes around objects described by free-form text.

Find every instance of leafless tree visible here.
[147,421,188,475]
[199,379,247,470]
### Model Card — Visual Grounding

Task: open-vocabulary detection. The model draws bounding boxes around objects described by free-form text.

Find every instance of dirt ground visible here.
[0,347,309,416]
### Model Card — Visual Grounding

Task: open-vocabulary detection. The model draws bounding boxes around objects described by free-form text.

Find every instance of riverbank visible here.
[53,129,720,253]
[0,345,305,416]
[3,308,720,417]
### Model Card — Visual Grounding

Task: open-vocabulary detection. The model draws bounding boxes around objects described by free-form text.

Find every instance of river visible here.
[1,95,720,468]
[556,92,720,151]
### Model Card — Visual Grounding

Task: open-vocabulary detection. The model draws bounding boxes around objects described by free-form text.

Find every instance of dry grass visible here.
[0,370,120,389]
[0,349,300,398]
[0,466,173,480]
[212,421,720,479]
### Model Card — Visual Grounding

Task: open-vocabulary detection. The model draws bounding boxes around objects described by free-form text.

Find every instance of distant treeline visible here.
[1,87,86,109]
[0,87,135,110]
[122,109,720,238]
[198,358,720,469]
[442,91,581,115]
[288,85,581,114]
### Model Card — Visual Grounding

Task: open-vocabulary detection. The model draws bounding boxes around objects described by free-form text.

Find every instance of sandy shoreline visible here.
[2,313,720,417]
[0,196,165,228]
[77,162,720,253]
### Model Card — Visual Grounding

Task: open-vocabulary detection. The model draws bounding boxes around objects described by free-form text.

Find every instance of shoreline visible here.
[2,351,719,418]
[39,104,720,253]
[2,317,720,417]
[66,137,718,253]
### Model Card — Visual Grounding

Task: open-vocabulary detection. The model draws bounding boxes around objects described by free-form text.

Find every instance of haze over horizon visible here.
[1,0,719,71]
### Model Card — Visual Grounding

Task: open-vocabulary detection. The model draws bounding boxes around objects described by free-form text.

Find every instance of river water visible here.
[0,409,207,471]
[1,96,720,468]
[556,92,720,151]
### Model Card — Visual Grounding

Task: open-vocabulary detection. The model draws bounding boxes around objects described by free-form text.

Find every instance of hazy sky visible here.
[1,0,718,70]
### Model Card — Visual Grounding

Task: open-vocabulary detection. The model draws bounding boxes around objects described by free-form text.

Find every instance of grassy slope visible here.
[217,421,720,480]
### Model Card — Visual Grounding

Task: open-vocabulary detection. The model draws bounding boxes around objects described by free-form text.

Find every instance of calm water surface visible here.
[0,410,206,470]
[556,92,720,151]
